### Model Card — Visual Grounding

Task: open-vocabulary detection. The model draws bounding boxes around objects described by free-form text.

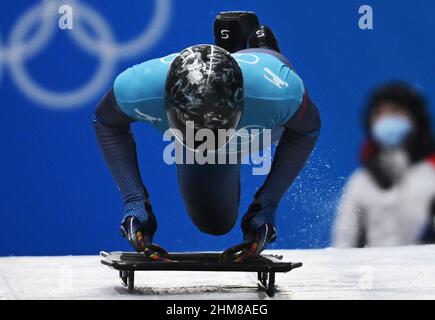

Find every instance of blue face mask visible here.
[372,115,413,148]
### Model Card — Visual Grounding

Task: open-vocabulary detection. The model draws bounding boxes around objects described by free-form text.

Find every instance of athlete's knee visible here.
[187,200,239,236]
[176,164,241,235]
[193,211,238,236]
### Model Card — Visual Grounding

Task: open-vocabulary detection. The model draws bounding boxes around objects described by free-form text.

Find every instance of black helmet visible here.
[165,45,244,149]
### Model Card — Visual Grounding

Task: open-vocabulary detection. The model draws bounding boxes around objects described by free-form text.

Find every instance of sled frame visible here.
[100,251,302,297]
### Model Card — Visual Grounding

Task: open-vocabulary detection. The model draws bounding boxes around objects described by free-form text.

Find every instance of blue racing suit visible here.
[93,47,320,237]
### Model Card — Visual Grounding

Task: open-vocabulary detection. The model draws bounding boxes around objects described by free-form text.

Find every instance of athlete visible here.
[93,12,321,261]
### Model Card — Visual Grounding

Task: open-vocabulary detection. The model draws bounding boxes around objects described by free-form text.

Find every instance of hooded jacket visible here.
[333,83,435,247]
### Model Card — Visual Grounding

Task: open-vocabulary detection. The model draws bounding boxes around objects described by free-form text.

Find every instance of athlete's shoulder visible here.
[234,49,304,101]
[114,53,178,105]
[112,53,177,129]
[233,49,305,127]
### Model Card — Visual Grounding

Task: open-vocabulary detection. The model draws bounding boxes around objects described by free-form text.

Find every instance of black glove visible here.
[120,210,170,261]
[241,197,278,243]
[221,196,277,263]
[120,216,153,251]
[214,11,260,53]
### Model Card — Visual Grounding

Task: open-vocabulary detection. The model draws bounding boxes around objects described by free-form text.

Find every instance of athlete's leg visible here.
[176,162,241,235]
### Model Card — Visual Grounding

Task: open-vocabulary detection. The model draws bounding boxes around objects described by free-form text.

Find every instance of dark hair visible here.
[361,82,435,188]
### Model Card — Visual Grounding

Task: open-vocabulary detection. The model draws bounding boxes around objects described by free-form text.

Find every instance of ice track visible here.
[1,245,434,300]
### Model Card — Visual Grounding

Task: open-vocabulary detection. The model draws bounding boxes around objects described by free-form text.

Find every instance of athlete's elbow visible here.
[310,100,322,132]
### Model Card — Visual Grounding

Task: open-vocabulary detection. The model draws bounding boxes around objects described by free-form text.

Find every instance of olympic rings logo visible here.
[0,0,172,110]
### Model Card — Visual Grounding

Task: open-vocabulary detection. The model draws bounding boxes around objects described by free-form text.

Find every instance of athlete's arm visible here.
[225,102,321,262]
[257,92,321,204]
[223,47,321,260]
[240,91,321,250]
[93,89,158,251]
[93,55,174,254]
[93,55,172,220]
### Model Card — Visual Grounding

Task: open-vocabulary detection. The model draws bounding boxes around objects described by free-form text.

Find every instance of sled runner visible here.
[100,251,302,297]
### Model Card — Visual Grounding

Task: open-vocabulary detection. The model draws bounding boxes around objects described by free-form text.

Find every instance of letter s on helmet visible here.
[165,45,244,149]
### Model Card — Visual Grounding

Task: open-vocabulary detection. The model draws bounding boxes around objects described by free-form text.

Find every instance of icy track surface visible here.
[0,246,434,300]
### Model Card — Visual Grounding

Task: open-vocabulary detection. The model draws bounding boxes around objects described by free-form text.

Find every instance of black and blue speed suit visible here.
[93,47,321,248]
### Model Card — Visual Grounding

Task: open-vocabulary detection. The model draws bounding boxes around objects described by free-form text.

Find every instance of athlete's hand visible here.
[221,225,276,263]
[120,201,171,262]
[221,197,277,262]
[120,216,151,250]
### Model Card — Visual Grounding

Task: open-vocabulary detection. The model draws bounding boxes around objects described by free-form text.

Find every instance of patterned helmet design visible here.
[165,45,244,147]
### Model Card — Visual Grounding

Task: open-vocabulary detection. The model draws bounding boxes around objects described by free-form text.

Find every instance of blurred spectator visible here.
[333,83,435,248]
